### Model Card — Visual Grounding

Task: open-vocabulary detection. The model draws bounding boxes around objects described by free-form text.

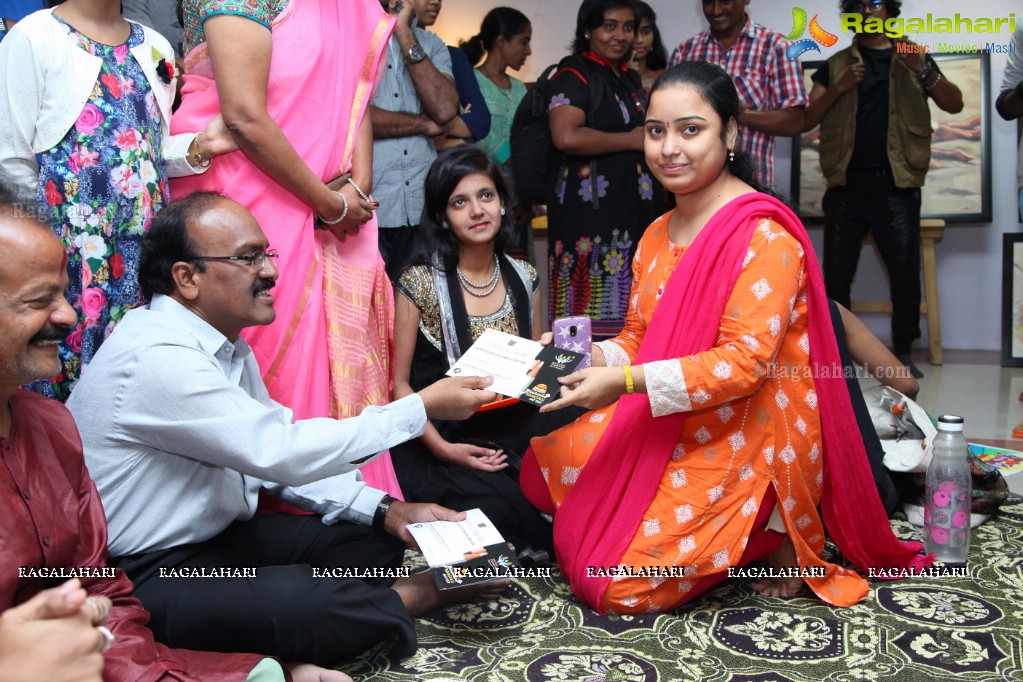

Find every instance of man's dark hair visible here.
[0,178,41,222]
[840,0,901,19]
[138,191,224,299]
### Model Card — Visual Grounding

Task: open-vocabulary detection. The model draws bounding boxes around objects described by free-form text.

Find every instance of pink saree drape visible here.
[170,0,402,498]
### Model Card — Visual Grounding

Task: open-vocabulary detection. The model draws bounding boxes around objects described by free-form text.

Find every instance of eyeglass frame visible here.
[192,248,279,270]
[848,0,885,12]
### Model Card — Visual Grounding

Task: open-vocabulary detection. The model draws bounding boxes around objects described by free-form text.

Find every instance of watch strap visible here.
[373,494,396,531]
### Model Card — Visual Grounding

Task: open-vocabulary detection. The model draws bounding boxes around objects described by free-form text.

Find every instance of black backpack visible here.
[509,58,603,206]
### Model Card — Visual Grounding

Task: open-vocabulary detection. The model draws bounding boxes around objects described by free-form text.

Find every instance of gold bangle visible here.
[192,133,211,169]
[623,364,635,395]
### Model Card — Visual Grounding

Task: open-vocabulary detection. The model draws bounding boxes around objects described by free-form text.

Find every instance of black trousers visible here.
[378,225,422,282]
[114,515,414,665]
[822,169,922,354]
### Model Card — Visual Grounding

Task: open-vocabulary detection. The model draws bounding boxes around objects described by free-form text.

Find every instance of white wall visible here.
[432,0,1020,352]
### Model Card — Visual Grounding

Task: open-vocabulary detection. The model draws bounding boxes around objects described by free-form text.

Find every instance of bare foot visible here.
[392,573,509,617]
[285,663,353,682]
[750,535,805,598]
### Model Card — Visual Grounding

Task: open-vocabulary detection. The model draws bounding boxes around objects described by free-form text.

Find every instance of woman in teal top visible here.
[462,7,531,164]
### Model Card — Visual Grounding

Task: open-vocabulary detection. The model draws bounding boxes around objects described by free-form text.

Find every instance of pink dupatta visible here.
[170,0,402,497]
[556,193,931,609]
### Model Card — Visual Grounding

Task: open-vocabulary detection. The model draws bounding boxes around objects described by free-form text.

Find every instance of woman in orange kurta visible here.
[523,61,930,615]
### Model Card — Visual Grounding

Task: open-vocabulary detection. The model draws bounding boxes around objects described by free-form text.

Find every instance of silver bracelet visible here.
[924,71,943,91]
[318,190,348,225]
[346,177,370,202]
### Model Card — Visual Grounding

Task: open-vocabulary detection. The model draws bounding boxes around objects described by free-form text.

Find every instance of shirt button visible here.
[405,180,410,186]
[394,92,399,98]
[403,150,408,155]
[408,424,415,433]
[22,490,30,500]
[41,538,50,547]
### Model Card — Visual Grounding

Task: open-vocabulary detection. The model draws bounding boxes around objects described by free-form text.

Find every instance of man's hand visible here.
[384,501,466,544]
[0,580,106,682]
[418,376,497,420]
[835,62,865,93]
[895,40,926,73]
[286,663,352,682]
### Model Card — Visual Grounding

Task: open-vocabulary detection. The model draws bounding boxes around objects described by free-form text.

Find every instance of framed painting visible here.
[1002,233,1023,367]
[791,52,992,225]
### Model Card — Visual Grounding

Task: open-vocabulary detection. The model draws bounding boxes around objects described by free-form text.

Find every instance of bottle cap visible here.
[937,415,964,432]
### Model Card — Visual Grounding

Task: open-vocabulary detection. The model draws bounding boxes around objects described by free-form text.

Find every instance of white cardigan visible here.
[0,9,203,197]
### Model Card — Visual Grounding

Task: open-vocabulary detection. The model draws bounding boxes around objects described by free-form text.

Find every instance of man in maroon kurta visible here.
[0,188,345,682]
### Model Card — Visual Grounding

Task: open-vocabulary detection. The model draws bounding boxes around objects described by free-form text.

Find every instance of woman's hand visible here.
[539,331,553,346]
[199,114,238,158]
[539,366,626,413]
[319,182,376,242]
[435,442,509,472]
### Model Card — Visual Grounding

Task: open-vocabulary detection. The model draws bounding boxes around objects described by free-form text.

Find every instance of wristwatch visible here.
[373,494,396,531]
[405,42,427,64]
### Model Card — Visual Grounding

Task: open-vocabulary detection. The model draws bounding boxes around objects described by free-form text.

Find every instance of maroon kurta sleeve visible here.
[2,391,271,682]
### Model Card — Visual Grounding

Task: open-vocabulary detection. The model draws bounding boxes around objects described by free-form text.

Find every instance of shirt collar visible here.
[148,294,253,361]
[705,15,756,47]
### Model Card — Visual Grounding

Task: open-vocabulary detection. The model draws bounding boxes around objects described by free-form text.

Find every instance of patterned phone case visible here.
[552,316,592,370]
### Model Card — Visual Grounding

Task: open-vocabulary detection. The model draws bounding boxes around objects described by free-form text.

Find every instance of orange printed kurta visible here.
[533,212,868,613]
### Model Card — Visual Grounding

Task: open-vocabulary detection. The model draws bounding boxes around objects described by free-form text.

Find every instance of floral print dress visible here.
[32,17,167,401]
[544,53,663,338]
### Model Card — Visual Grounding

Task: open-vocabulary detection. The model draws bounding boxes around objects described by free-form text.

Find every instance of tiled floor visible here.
[872,349,1023,442]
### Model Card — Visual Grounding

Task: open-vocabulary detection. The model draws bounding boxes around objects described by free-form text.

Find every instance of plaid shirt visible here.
[669,17,807,186]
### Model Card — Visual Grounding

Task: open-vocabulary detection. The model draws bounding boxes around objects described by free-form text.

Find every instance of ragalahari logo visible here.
[784,7,839,61]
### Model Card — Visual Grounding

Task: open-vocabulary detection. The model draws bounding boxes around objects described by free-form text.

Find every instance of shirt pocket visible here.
[733,69,767,110]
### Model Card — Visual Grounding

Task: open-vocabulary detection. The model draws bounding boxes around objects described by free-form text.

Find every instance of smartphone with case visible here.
[552,316,592,369]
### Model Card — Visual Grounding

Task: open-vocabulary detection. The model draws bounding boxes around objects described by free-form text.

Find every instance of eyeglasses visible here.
[193,249,279,270]
[850,0,885,12]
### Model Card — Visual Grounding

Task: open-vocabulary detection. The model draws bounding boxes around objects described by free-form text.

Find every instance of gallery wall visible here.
[432,0,1020,352]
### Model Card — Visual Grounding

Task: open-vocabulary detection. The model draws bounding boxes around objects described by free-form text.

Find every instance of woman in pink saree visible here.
[170,0,402,499]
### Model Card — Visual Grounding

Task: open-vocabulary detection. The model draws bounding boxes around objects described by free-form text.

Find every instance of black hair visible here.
[460,7,531,67]
[0,178,42,223]
[633,1,667,71]
[417,146,513,272]
[572,0,636,55]
[648,62,784,200]
[840,0,901,19]
[138,191,221,299]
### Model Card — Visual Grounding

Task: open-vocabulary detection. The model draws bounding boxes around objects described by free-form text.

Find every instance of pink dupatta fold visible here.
[556,193,930,610]
[170,0,402,497]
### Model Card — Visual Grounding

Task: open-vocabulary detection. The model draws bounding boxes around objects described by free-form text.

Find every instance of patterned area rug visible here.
[341,498,1023,681]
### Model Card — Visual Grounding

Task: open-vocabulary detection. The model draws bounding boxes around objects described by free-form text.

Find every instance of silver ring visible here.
[96,626,115,654]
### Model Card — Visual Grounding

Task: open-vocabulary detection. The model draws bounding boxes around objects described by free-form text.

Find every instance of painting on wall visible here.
[791,52,991,225]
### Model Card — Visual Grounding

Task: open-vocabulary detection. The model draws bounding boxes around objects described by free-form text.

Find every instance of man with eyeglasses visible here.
[67,191,505,667]
[668,0,808,186]
[802,0,962,380]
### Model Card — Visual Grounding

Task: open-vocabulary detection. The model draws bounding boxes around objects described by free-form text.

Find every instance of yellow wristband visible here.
[623,364,635,395]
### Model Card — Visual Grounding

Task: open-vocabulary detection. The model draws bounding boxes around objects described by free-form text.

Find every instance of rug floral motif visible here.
[341,498,1023,681]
